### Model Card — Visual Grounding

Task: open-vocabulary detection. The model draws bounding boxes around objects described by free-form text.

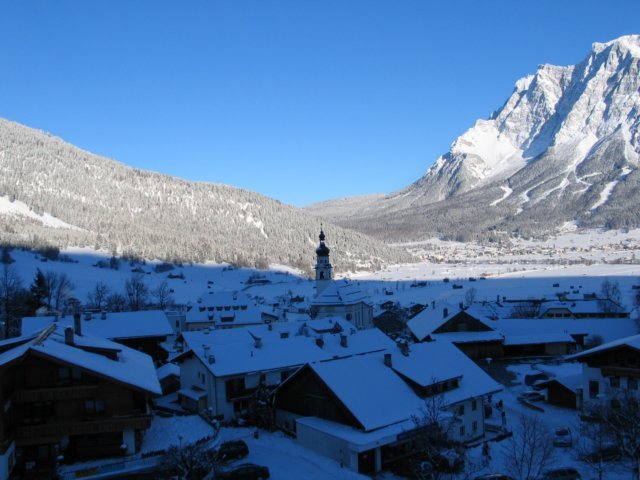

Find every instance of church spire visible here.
[315,225,332,295]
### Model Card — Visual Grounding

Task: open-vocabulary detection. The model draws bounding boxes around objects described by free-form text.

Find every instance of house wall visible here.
[456,342,503,359]
[448,398,486,443]
[296,421,356,470]
[546,383,577,409]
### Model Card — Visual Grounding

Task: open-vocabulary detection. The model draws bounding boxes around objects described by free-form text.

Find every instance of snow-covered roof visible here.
[503,333,575,346]
[157,362,180,380]
[407,306,496,342]
[543,374,582,392]
[296,415,418,451]
[431,331,504,344]
[22,310,173,340]
[309,352,426,432]
[390,341,502,405]
[569,333,640,360]
[185,290,264,326]
[311,280,370,307]
[540,299,626,316]
[0,325,161,395]
[180,321,393,377]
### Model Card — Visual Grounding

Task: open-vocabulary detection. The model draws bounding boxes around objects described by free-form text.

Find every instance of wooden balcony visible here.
[15,415,152,444]
[12,385,100,403]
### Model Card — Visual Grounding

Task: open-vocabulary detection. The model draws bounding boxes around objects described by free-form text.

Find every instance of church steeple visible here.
[315,225,332,295]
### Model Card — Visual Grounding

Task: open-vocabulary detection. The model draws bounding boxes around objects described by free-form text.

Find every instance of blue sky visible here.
[1,1,639,206]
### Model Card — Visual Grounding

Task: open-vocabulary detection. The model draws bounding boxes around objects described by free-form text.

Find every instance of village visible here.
[1,229,640,480]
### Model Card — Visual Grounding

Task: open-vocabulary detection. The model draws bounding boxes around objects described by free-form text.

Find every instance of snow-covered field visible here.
[5,228,640,314]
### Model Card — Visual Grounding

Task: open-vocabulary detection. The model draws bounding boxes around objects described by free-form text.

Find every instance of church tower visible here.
[315,227,332,296]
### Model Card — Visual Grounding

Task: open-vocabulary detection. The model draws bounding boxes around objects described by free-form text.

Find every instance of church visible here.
[310,228,374,329]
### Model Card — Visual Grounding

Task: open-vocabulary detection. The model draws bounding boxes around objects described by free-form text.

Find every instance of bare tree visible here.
[590,391,640,479]
[152,280,174,310]
[86,282,111,310]
[573,413,620,480]
[105,292,127,312]
[465,287,477,307]
[406,391,466,479]
[599,279,623,313]
[51,272,74,312]
[510,300,540,318]
[502,414,556,480]
[163,435,219,480]
[125,274,149,311]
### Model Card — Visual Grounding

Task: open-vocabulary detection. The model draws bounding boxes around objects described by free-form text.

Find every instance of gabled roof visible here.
[186,290,264,326]
[22,311,173,340]
[308,352,425,432]
[407,307,496,342]
[0,325,161,395]
[180,321,394,377]
[568,333,640,361]
[390,341,502,405]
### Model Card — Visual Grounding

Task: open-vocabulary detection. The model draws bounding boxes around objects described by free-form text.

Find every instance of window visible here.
[471,400,477,411]
[610,376,620,388]
[472,421,478,432]
[589,380,600,399]
[458,405,465,416]
[459,426,465,436]
[58,367,70,381]
[84,399,105,414]
[628,378,638,390]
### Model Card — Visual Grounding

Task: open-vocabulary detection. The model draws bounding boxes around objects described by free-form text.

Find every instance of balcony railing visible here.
[13,385,100,403]
[15,415,152,442]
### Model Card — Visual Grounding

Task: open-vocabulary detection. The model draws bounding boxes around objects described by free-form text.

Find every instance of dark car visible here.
[542,467,581,480]
[216,440,249,462]
[217,463,270,479]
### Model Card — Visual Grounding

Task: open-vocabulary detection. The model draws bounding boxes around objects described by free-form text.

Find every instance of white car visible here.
[553,427,572,447]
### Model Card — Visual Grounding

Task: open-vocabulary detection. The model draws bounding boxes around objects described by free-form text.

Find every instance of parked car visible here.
[217,463,270,479]
[553,427,572,447]
[474,475,515,480]
[215,440,249,462]
[517,391,545,403]
[542,467,581,480]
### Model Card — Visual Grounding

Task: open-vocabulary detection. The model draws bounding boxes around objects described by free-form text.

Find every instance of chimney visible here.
[315,336,324,348]
[399,342,410,356]
[73,312,82,336]
[459,302,464,310]
[384,353,392,367]
[443,308,449,318]
[203,345,210,358]
[208,354,215,364]
[268,323,273,331]
[101,311,107,320]
[64,326,74,345]
[431,300,435,309]
[254,336,262,349]
[340,334,348,348]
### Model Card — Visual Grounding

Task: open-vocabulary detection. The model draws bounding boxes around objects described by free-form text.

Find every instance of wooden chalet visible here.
[0,323,161,479]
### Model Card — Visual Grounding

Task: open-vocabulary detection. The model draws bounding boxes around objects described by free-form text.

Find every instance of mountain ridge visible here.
[0,118,415,272]
[306,34,640,242]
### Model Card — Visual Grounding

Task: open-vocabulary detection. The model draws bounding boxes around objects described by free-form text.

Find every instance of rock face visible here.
[0,118,414,271]
[306,35,640,242]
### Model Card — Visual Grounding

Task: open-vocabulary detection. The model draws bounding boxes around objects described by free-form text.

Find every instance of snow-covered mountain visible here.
[307,35,640,242]
[0,118,414,271]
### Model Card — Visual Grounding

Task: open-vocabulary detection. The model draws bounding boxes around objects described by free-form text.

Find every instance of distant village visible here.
[1,230,640,479]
